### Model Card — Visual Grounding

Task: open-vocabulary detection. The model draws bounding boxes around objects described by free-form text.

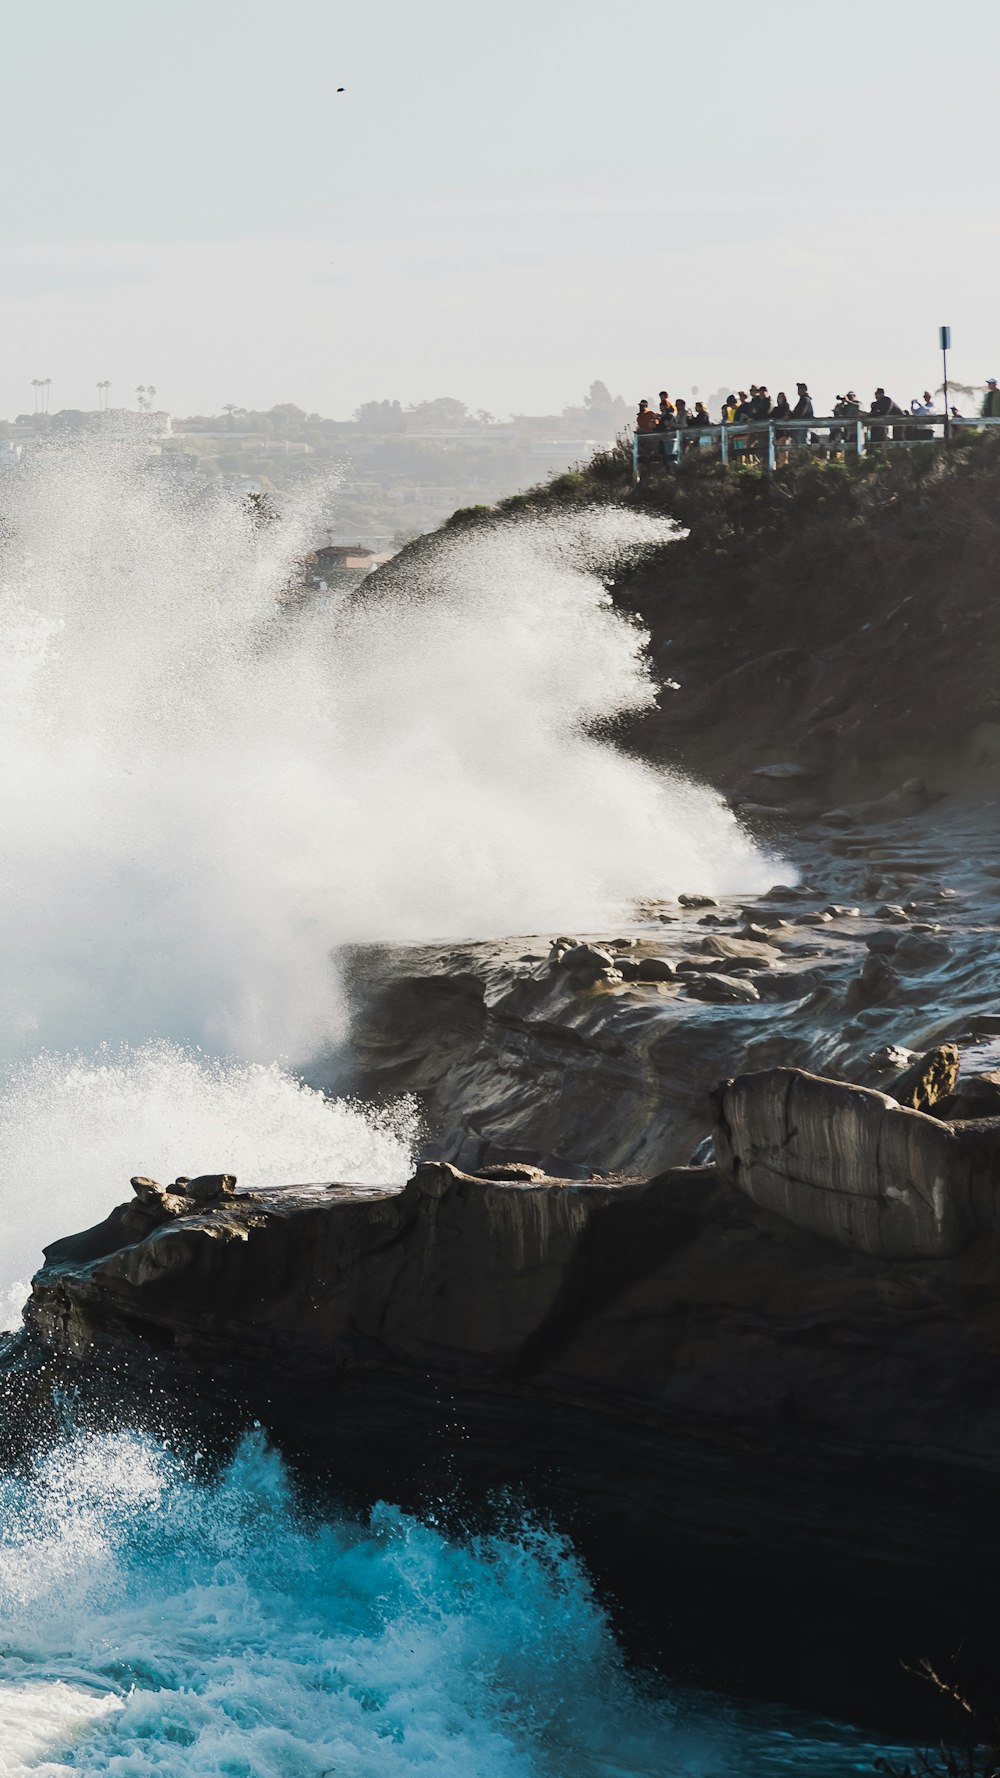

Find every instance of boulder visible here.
[684,973,761,1004]
[185,1173,238,1203]
[700,934,777,963]
[893,932,952,972]
[865,929,901,955]
[678,894,719,910]
[635,956,677,983]
[844,953,898,1012]
[556,944,616,983]
[711,1066,990,1259]
[885,1044,960,1113]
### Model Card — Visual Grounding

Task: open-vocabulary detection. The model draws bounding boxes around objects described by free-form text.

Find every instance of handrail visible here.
[631,414,1000,480]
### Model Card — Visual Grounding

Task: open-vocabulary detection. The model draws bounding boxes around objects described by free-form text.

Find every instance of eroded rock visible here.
[711,1065,993,1258]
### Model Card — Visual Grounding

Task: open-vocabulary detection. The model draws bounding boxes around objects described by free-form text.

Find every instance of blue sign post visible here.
[940,325,952,443]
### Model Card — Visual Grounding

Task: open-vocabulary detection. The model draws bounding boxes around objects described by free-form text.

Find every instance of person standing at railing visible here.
[691,400,711,448]
[792,383,813,451]
[771,392,792,465]
[721,395,738,424]
[657,392,678,466]
[635,399,660,468]
[868,387,902,444]
[909,391,935,440]
[981,379,1000,418]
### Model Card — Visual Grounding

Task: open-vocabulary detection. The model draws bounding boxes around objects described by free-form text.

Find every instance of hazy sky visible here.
[2,0,998,419]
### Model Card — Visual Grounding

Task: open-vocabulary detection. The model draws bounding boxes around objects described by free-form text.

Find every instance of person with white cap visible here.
[981,379,1000,419]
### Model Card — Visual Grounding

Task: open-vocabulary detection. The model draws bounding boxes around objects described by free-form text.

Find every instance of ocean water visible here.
[0,443,886,1776]
[0,1429,900,1777]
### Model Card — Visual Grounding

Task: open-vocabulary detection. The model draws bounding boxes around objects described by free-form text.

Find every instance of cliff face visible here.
[338,794,1000,1178]
[451,437,1000,804]
[18,1135,1000,1713]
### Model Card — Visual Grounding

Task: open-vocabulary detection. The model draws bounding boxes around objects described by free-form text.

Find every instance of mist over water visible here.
[0,442,770,1065]
[0,446,831,1774]
[0,440,776,1278]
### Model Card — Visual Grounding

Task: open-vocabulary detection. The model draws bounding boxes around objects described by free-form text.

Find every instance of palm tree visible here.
[41,379,51,414]
[146,385,157,410]
[31,379,41,414]
[97,380,111,411]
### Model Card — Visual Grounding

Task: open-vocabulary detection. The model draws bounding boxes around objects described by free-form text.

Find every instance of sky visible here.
[1,0,998,420]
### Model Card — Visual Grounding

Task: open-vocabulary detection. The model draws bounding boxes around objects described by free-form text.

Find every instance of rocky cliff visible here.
[16,1110,1000,1717]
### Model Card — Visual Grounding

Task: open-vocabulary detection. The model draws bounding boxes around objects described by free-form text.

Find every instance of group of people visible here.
[635,378,1000,460]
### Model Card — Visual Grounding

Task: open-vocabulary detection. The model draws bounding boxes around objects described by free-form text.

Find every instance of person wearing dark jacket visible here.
[982,379,1000,418]
[869,387,903,444]
[791,383,813,451]
[771,392,792,462]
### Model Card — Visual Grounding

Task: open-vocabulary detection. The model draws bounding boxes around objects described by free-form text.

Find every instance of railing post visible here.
[720,423,729,468]
[632,429,639,484]
[856,418,865,458]
[766,422,776,476]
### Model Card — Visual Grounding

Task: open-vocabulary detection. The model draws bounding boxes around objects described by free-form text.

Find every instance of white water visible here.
[0,444,770,1067]
[0,445,833,1776]
[0,442,775,1286]
[0,1428,899,1777]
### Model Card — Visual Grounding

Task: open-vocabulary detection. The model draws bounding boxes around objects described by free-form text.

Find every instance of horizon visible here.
[2,0,997,422]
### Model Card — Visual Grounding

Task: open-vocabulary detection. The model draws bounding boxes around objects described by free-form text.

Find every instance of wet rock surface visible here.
[14,792,1000,1720]
[338,797,1000,1180]
[17,1137,1000,1718]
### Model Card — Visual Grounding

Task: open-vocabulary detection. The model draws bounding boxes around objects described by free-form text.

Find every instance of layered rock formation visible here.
[17,1104,1000,1712]
[338,796,1000,1179]
[712,1060,1000,1259]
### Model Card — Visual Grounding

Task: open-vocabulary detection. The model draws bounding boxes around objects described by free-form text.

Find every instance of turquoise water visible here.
[0,1428,901,1777]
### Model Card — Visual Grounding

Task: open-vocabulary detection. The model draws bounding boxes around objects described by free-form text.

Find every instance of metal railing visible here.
[631,414,1000,480]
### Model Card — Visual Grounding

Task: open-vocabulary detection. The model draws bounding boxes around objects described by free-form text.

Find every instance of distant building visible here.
[311,543,393,573]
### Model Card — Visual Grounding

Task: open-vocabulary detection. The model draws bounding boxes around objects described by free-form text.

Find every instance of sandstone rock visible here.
[843,953,898,1012]
[893,932,952,971]
[701,934,777,963]
[131,1175,167,1207]
[185,1173,238,1203]
[939,1072,1000,1120]
[874,904,910,923]
[474,1162,549,1181]
[885,1044,960,1112]
[820,778,933,828]
[865,929,900,955]
[557,944,616,982]
[609,937,638,950]
[635,957,677,983]
[684,973,761,1004]
[822,905,861,919]
[678,894,718,909]
[711,1065,989,1259]
[867,1044,918,1074]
